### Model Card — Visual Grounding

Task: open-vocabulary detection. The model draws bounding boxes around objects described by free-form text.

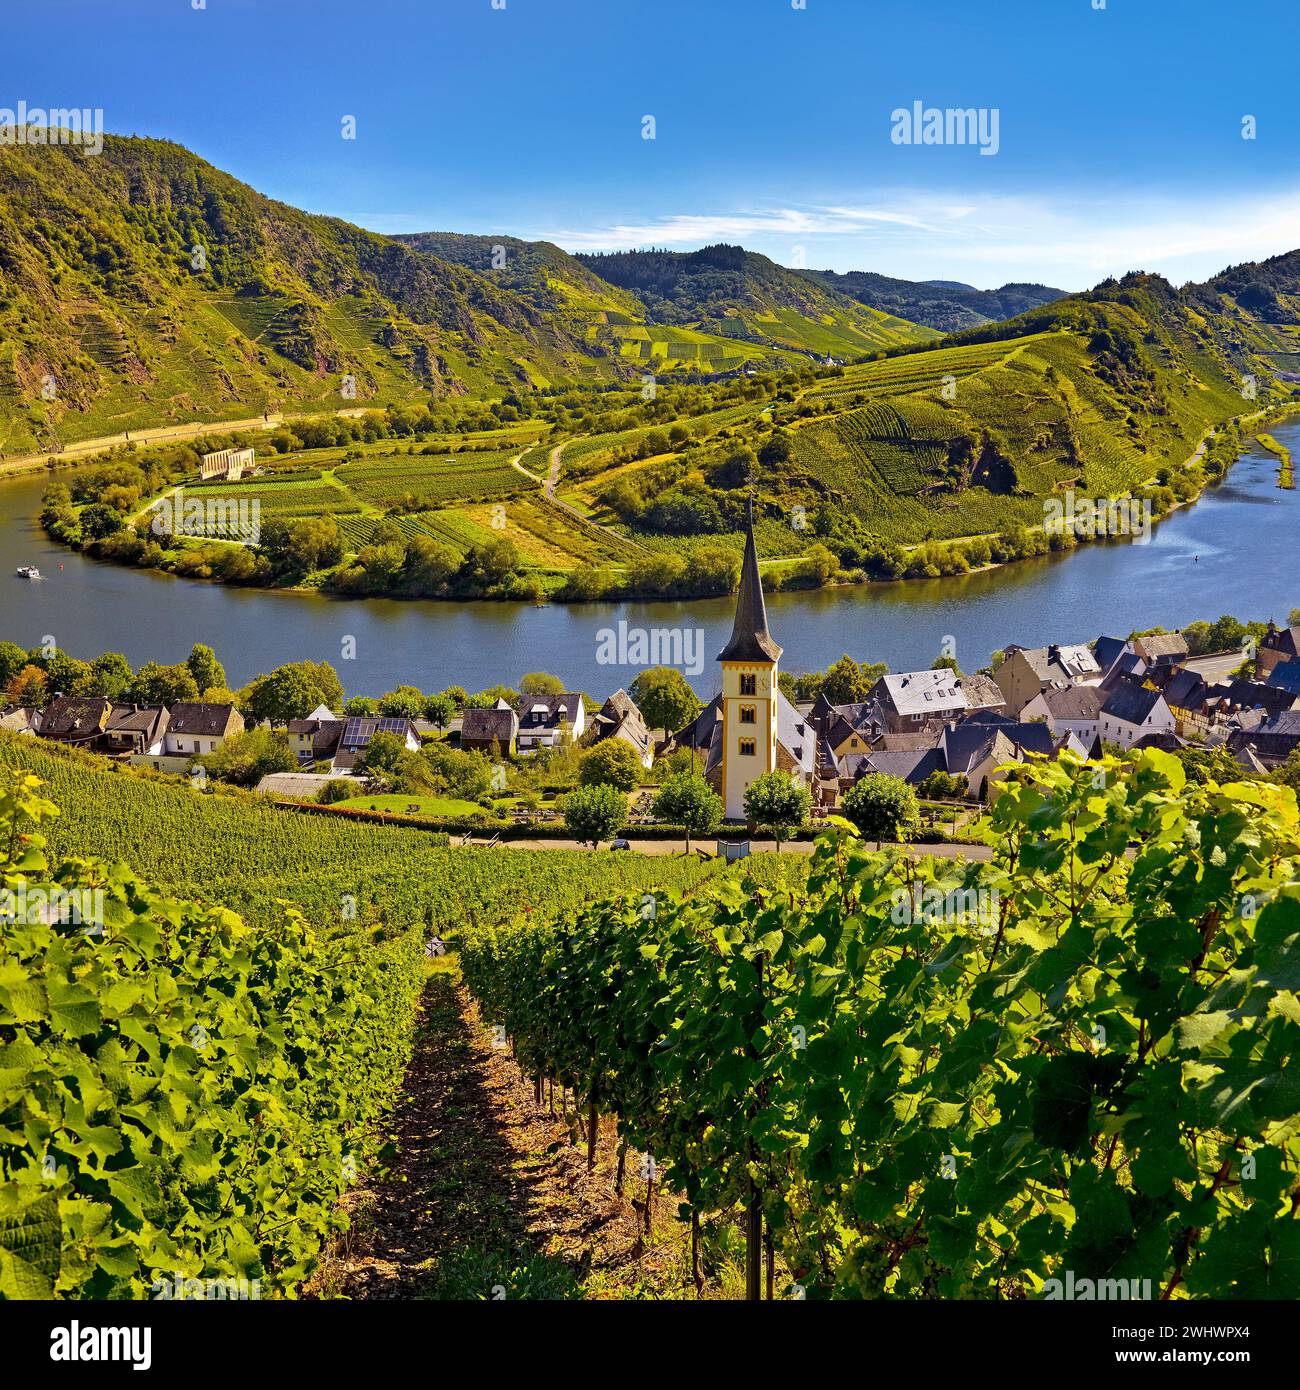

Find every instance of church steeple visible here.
[717,496,782,663]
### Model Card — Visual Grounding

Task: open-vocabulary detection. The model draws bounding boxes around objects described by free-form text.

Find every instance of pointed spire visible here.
[718,495,782,663]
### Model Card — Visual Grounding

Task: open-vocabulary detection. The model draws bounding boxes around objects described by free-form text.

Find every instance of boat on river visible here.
[15,565,41,580]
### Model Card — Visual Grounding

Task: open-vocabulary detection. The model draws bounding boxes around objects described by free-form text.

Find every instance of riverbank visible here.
[29,400,1300,608]
[4,424,1299,695]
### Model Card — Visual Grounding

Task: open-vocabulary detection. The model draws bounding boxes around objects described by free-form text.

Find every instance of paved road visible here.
[459,834,993,860]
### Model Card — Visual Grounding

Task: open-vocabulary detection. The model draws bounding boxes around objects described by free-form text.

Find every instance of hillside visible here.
[575,243,939,359]
[0,138,620,456]
[799,267,1066,333]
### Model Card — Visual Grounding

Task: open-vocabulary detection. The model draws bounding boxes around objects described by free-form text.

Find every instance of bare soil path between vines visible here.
[318,964,710,1300]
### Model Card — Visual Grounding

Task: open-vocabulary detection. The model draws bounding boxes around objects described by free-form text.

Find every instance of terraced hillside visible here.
[0,139,620,456]
[576,244,939,360]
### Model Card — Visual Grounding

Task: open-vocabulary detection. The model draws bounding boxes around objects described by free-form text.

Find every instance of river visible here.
[1,425,1298,697]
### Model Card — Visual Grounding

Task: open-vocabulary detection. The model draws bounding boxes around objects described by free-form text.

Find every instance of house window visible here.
[739,739,756,757]
[740,705,757,725]
[740,674,757,696]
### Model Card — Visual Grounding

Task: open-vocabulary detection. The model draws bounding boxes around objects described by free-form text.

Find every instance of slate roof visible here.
[1015,642,1101,683]
[1264,660,1300,697]
[838,747,943,786]
[40,697,111,739]
[169,702,242,738]
[590,690,653,760]
[462,705,519,745]
[1213,679,1296,716]
[1159,667,1209,711]
[1101,682,1166,726]
[1032,684,1105,719]
[1136,632,1189,663]
[516,693,584,730]
[876,669,968,717]
[957,673,1006,710]
[105,704,169,742]
[1093,635,1131,674]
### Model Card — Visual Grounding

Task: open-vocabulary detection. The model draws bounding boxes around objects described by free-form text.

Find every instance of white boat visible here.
[15,565,41,580]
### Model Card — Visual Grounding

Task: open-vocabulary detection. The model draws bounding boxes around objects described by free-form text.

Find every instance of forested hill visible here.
[574,243,937,356]
[797,267,1066,333]
[0,137,614,455]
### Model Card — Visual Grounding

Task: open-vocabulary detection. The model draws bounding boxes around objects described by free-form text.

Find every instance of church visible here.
[671,507,830,820]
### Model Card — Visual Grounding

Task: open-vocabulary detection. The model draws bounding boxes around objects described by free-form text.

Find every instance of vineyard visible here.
[461,752,1300,1299]
[0,736,751,936]
[0,767,427,1297]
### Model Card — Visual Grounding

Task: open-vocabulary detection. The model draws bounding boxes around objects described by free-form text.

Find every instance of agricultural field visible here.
[0,735,742,934]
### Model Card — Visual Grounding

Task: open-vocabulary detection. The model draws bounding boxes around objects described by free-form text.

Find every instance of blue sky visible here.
[5,0,1299,289]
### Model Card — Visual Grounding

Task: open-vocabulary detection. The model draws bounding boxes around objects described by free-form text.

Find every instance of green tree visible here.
[579,740,644,793]
[0,642,28,690]
[45,653,93,698]
[243,666,320,724]
[131,661,200,707]
[357,731,409,788]
[187,644,226,697]
[343,696,380,717]
[520,672,566,696]
[378,685,425,719]
[196,728,297,787]
[562,783,628,848]
[840,773,920,845]
[653,772,722,852]
[423,744,493,801]
[87,652,134,700]
[743,769,811,851]
[423,693,456,731]
[629,666,702,733]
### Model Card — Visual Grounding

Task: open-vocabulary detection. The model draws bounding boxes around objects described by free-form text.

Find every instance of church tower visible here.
[717,501,781,820]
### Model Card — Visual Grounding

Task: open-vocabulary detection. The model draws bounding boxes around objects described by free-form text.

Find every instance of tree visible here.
[916,769,968,801]
[317,779,355,805]
[44,653,93,698]
[423,693,456,731]
[131,661,199,707]
[1289,608,1300,628]
[820,654,886,705]
[243,662,340,724]
[6,666,49,709]
[424,744,493,800]
[87,652,133,700]
[0,642,28,690]
[629,666,702,733]
[562,783,627,848]
[840,773,920,846]
[344,696,380,717]
[378,685,425,719]
[357,731,408,788]
[743,770,811,851]
[187,644,226,696]
[653,772,722,852]
[579,739,643,793]
[520,672,565,696]
[195,728,297,787]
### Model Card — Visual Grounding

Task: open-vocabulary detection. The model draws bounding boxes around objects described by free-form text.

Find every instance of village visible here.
[4,509,1299,852]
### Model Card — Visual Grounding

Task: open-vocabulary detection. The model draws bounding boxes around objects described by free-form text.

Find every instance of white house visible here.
[1021,684,1105,748]
[1099,683,1175,749]
[516,693,585,754]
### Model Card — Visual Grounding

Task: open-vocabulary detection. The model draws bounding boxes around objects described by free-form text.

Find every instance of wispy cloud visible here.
[519,187,1300,289]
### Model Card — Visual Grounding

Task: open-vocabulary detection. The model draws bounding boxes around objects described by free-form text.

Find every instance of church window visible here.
[739,739,756,757]
[740,705,757,724]
[740,674,757,696]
